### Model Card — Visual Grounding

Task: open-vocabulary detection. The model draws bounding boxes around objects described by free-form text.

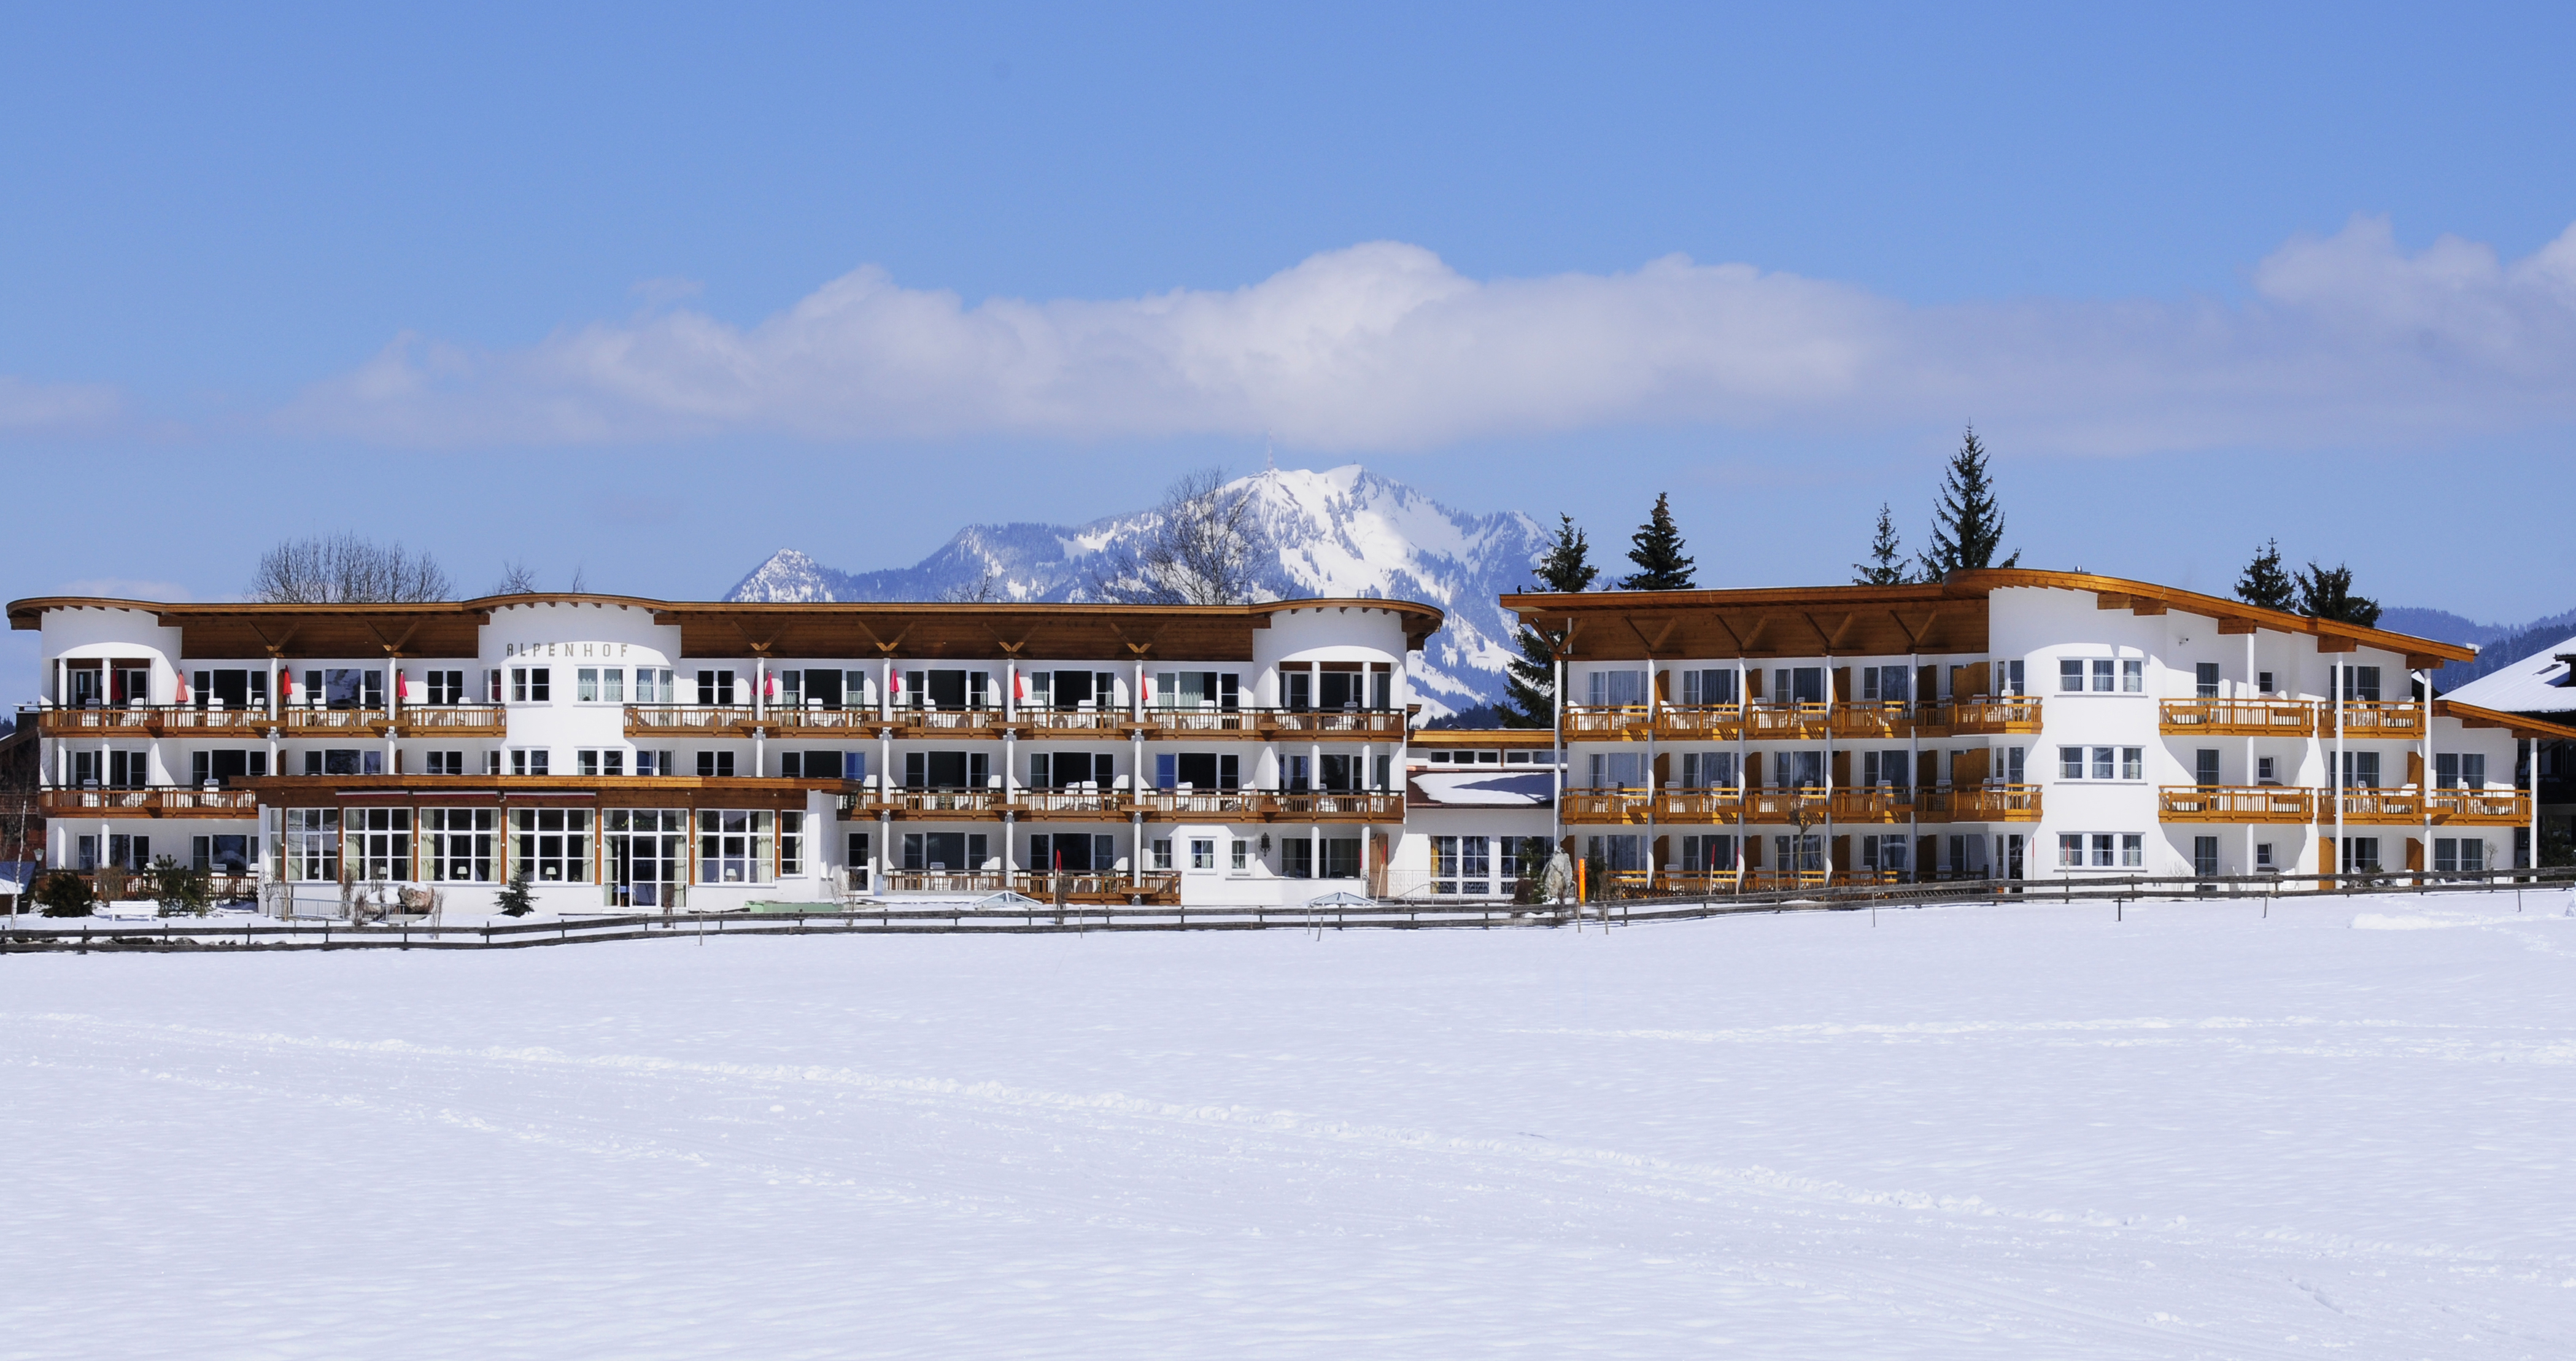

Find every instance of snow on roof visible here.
[1409,770,1554,807]
[2441,634,2576,715]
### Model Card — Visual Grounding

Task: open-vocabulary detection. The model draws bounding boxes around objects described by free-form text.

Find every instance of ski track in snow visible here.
[6,894,2574,1359]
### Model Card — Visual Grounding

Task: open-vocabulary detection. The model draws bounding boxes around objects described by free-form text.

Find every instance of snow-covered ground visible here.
[7,891,2575,1359]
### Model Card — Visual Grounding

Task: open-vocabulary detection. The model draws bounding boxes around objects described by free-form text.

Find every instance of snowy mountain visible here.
[725,466,1552,718]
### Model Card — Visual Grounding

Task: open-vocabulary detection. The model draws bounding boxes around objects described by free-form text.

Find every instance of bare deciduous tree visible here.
[489,560,540,595]
[1086,469,1267,605]
[936,568,1008,603]
[251,534,454,603]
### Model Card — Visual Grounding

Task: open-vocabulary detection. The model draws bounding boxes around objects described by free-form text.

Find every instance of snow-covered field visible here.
[7,891,2575,1359]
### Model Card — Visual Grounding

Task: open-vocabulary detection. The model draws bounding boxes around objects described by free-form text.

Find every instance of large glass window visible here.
[424,808,496,883]
[347,807,412,882]
[607,810,686,907]
[696,810,772,883]
[284,808,339,881]
[510,808,591,882]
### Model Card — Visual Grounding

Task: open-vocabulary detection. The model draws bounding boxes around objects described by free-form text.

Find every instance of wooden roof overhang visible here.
[1499,583,1984,661]
[2432,700,2576,743]
[1501,570,2480,668]
[9,594,1447,662]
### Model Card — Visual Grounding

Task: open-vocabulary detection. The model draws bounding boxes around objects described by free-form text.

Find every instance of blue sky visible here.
[5,2,2574,654]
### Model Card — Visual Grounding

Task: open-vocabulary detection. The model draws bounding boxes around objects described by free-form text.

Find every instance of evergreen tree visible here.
[1917,426,2017,579]
[1852,503,1911,585]
[497,869,535,917]
[2296,561,2381,627]
[1499,516,1597,727]
[1618,492,1696,591]
[2234,538,2297,611]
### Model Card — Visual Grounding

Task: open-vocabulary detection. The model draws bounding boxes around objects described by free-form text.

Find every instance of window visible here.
[2060,832,2140,870]
[1029,833,1115,873]
[2257,756,2278,785]
[2059,659,2085,692]
[1323,838,1362,879]
[108,750,150,788]
[424,751,466,775]
[347,808,412,882]
[2124,748,2146,781]
[303,748,382,776]
[511,809,592,882]
[1681,669,1739,705]
[1680,834,1738,873]
[424,670,465,705]
[2340,667,2382,702]
[1282,838,1313,878]
[2092,746,2115,780]
[1590,751,1646,789]
[1681,751,1738,788]
[1151,671,1242,710]
[1433,836,1495,896]
[2123,660,2145,692]
[632,750,675,777]
[2339,836,2381,874]
[2194,750,2219,787]
[1861,835,1910,875]
[2434,838,2486,874]
[2255,842,2275,870]
[1231,839,1249,872]
[578,668,600,702]
[698,751,736,778]
[2092,659,2116,692]
[1769,667,1824,704]
[903,750,988,788]
[633,669,674,704]
[694,810,770,883]
[191,834,253,875]
[778,812,803,877]
[697,670,738,705]
[484,751,502,775]
[1587,670,1648,707]
[2257,670,2275,694]
[1997,660,2025,696]
[2091,834,2116,867]
[1860,750,1909,788]
[1155,752,1240,791]
[510,667,551,703]
[284,808,339,882]
[1151,838,1174,870]
[2434,753,2486,790]
[424,808,495,882]
[1030,752,1114,788]
[576,749,625,778]
[2193,836,2219,877]
[104,834,150,872]
[2339,751,2381,789]
[1189,838,1216,870]
[509,749,550,777]
[2060,746,2084,779]
[305,668,383,710]
[2195,663,2220,698]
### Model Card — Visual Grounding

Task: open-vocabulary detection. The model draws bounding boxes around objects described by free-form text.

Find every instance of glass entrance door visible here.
[609,809,686,908]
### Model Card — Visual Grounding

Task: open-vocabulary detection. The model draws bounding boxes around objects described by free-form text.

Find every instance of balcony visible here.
[1132,707,1270,740]
[2327,788,2424,824]
[1828,786,1920,823]
[1925,698,2043,735]
[1015,707,1139,737]
[1016,789,1127,818]
[1654,704,1744,740]
[1256,791,1404,822]
[875,870,1180,904]
[1747,702,1830,739]
[1828,700,1917,740]
[2159,699,2318,737]
[873,788,1011,818]
[2427,788,2529,825]
[1652,789,1744,822]
[31,704,271,738]
[1267,708,1406,739]
[760,705,889,737]
[39,785,261,818]
[2330,701,2424,739]
[2159,785,2315,823]
[279,706,395,734]
[393,704,508,737]
[625,705,757,737]
[1562,788,1652,823]
[1923,785,2044,821]
[1565,705,1652,739]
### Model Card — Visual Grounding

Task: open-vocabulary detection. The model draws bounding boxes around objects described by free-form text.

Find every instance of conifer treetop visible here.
[1619,493,1695,591]
[1918,426,2017,580]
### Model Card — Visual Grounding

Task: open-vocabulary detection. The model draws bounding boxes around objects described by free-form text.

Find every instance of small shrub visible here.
[497,870,535,917]
[149,855,212,917]
[34,870,93,918]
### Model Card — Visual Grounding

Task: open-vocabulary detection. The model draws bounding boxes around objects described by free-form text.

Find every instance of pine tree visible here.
[1852,503,1911,585]
[1618,492,1696,591]
[1499,516,1597,728]
[497,869,535,917]
[2234,538,2297,611]
[2296,561,2381,627]
[1917,426,2017,580]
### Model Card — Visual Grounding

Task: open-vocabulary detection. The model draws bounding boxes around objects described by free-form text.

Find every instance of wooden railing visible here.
[889,706,1006,737]
[395,704,507,735]
[1015,707,1136,735]
[1654,704,1743,739]
[1565,705,1652,737]
[1267,791,1405,821]
[2331,701,2424,737]
[1924,785,2044,821]
[1928,698,2044,734]
[1828,786,1919,822]
[2427,788,2529,824]
[1131,789,1272,817]
[1561,788,1652,823]
[2159,699,2318,737]
[1742,786,1829,821]
[1016,789,1127,817]
[2158,785,2314,823]
[1134,708,1269,739]
[39,786,260,816]
[1268,708,1406,737]
[1746,703,1830,739]
[875,788,1010,815]
[1828,700,1916,739]
[760,705,882,735]
[2328,788,2424,823]
[279,707,393,732]
[872,870,1183,904]
[1652,789,1743,821]
[625,705,756,734]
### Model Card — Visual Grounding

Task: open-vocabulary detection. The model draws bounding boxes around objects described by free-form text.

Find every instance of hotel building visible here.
[11,594,1434,912]
[1504,570,2567,890]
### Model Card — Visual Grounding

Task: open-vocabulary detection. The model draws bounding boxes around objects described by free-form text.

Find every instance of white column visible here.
[879,658,892,722]
[1550,655,1564,856]
[1908,651,1920,882]
[753,656,766,722]
[2333,660,2345,876]
[1004,657,1016,723]
[1822,656,1836,882]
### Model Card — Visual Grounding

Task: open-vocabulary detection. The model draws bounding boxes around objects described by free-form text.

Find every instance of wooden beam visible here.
[2216,618,2260,635]
[2316,635,2358,653]
[2129,600,2168,616]
[2095,593,2132,611]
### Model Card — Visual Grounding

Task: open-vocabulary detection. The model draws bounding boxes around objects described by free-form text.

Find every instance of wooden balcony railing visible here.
[2159,699,2318,737]
[394,704,507,736]
[1014,707,1139,735]
[39,786,261,817]
[2330,701,2424,737]
[1267,708,1407,737]
[2427,788,2529,824]
[1134,708,1270,740]
[279,707,394,732]
[33,704,272,737]
[1654,704,1744,739]
[2329,788,2424,823]
[1828,700,1916,740]
[1565,705,1652,738]
[872,870,1181,904]
[1131,788,1273,818]
[874,788,1010,816]
[1652,789,1744,821]
[626,705,757,735]
[889,707,1007,738]
[1016,789,1127,818]
[1928,698,2044,735]
[1828,786,1920,823]
[1742,786,1830,821]
[1561,788,1652,823]
[2158,785,2315,823]
[1266,791,1405,821]
[1746,703,1830,739]
[759,705,884,735]
[1923,785,2044,821]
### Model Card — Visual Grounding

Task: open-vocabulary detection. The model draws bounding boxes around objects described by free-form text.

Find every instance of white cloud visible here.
[281,216,2576,453]
[0,375,119,435]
